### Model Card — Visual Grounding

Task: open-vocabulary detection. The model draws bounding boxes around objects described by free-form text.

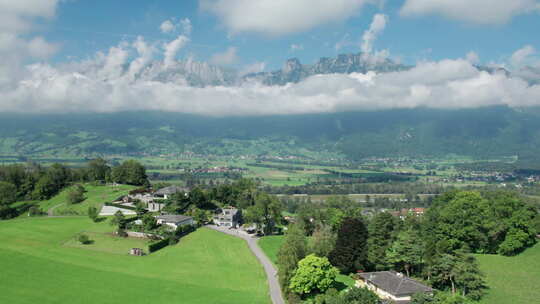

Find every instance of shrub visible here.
[78,234,91,245]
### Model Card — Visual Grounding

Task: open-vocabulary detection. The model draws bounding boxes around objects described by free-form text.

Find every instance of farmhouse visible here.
[355,271,432,303]
[154,186,188,200]
[213,207,242,228]
[155,214,194,230]
[147,202,165,212]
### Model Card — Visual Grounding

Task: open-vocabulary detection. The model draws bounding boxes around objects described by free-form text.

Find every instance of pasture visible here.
[477,243,540,304]
[0,217,270,304]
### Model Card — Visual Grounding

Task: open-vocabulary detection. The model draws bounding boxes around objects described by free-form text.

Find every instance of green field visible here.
[39,184,136,216]
[477,243,540,304]
[0,217,270,304]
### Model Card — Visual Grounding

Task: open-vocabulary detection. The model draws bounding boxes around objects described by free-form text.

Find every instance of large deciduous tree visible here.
[244,192,282,235]
[289,254,338,295]
[277,223,307,292]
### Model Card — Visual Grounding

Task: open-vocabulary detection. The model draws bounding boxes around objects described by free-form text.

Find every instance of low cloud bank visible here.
[2,49,540,116]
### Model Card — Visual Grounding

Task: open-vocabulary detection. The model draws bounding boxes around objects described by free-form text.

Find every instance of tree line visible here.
[0,158,148,219]
[276,190,539,304]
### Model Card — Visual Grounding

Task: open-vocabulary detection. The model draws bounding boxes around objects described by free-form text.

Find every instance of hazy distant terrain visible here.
[2,106,540,166]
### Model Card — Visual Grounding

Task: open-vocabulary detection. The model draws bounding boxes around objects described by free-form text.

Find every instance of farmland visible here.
[0,217,270,304]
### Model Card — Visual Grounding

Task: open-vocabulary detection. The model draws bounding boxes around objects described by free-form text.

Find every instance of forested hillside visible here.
[2,106,540,164]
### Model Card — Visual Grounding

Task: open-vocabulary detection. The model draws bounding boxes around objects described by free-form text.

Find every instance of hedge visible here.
[148,239,169,253]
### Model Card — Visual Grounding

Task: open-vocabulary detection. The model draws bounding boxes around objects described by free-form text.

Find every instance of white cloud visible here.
[210,47,238,65]
[163,35,189,67]
[200,0,379,36]
[4,46,540,116]
[400,0,540,25]
[28,36,59,59]
[160,20,175,33]
[511,45,537,67]
[290,44,304,52]
[360,14,389,63]
[180,18,193,35]
[160,18,192,35]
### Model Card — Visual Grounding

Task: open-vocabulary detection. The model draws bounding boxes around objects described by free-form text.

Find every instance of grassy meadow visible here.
[477,243,540,304]
[0,217,270,304]
[39,184,136,216]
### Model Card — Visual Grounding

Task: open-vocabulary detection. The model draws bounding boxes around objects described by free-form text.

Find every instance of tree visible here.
[289,254,339,295]
[87,158,110,182]
[368,212,398,270]
[245,192,283,235]
[310,225,336,258]
[88,206,99,222]
[337,287,379,304]
[277,223,308,292]
[110,210,126,231]
[78,234,91,245]
[386,228,424,277]
[67,185,85,204]
[0,181,17,206]
[329,217,368,273]
[141,213,157,231]
[111,160,148,186]
[32,175,57,200]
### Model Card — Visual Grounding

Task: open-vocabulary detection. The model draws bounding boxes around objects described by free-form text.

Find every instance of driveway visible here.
[206,225,285,304]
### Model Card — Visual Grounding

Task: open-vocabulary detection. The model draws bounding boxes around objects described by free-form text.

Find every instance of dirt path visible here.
[47,203,65,216]
[206,225,285,304]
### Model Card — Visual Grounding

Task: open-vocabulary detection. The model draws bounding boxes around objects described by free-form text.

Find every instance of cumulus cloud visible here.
[465,51,480,65]
[511,45,537,67]
[200,0,379,36]
[210,47,238,65]
[164,35,189,67]
[0,0,60,87]
[400,0,540,25]
[360,14,389,63]
[3,43,540,116]
[160,18,192,35]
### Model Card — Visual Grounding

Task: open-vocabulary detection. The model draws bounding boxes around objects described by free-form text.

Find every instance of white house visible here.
[355,271,432,303]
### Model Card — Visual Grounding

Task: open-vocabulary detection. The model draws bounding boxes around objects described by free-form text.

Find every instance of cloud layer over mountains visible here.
[1,0,540,116]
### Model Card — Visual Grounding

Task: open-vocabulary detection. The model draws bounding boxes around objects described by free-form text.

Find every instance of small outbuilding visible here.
[129,248,144,256]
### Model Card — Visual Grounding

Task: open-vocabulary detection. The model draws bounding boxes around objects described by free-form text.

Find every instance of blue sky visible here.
[41,0,540,70]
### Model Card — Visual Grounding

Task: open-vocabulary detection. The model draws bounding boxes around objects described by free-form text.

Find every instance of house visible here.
[355,271,432,303]
[213,207,242,228]
[153,186,188,200]
[155,214,194,230]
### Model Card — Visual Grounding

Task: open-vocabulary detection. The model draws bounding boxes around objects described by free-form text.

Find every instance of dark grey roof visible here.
[155,214,193,223]
[359,271,432,297]
[155,186,188,195]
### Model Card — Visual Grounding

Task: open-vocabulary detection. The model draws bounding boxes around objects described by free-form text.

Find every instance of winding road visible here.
[207,225,285,304]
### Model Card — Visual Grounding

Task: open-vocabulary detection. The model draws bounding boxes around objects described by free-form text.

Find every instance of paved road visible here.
[207,225,285,304]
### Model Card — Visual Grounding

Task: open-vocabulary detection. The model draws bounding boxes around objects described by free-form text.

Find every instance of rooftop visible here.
[359,271,432,297]
[155,214,193,223]
[154,186,188,195]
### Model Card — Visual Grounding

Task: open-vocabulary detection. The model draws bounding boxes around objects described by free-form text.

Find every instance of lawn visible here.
[476,243,540,304]
[63,231,152,255]
[0,217,270,304]
[39,184,136,216]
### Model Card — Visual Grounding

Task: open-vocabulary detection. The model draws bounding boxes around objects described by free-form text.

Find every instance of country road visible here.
[206,225,285,304]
